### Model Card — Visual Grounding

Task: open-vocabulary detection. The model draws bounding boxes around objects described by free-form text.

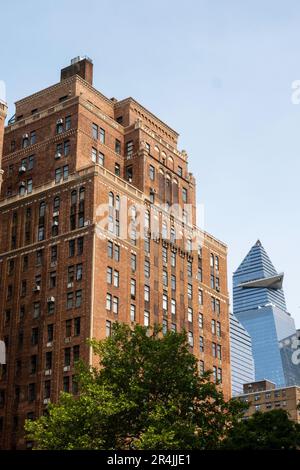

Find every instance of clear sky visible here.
[1,0,300,325]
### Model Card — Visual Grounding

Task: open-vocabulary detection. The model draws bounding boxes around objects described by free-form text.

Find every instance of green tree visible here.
[25,323,245,450]
[222,408,300,450]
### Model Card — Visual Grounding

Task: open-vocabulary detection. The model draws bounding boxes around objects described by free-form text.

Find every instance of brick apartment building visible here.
[0,57,231,449]
[238,380,300,423]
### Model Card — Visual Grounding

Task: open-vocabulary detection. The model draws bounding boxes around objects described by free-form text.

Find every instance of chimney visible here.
[60,56,93,85]
[0,101,7,193]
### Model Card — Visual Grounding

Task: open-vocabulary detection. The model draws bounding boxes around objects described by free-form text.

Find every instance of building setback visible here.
[233,240,298,388]
[230,312,255,396]
[0,57,231,449]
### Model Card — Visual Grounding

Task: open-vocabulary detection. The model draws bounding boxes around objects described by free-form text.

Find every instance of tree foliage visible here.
[25,323,245,450]
[222,409,300,450]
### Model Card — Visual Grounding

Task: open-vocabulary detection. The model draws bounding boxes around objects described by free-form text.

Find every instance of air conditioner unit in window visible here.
[45,369,52,376]
[55,152,62,159]
[53,210,59,217]
[50,261,57,268]
[47,296,55,303]
[216,286,220,292]
[46,341,53,348]
[67,282,73,288]
[128,177,132,183]
[43,398,50,404]
[22,133,29,139]
[84,220,90,226]
[33,285,41,292]
[18,165,27,174]
[57,118,64,124]
[64,337,71,343]
[52,220,59,227]
[19,181,26,187]
[63,365,70,372]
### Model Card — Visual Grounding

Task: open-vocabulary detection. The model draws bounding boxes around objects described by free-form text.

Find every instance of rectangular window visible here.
[199,336,204,353]
[113,297,119,314]
[211,320,216,335]
[67,292,73,309]
[64,348,71,366]
[91,147,97,162]
[63,165,69,180]
[212,342,217,358]
[55,167,62,183]
[187,284,193,299]
[65,319,72,338]
[171,275,176,291]
[149,165,155,181]
[171,251,176,267]
[144,311,150,327]
[74,317,81,336]
[106,293,112,310]
[98,152,104,166]
[107,241,113,258]
[75,290,82,307]
[162,293,168,312]
[99,128,105,144]
[216,321,221,337]
[131,253,136,272]
[92,123,98,140]
[73,345,80,362]
[182,187,187,203]
[144,259,150,278]
[130,279,136,298]
[144,285,150,302]
[188,307,193,323]
[77,237,84,255]
[107,267,113,284]
[113,270,119,287]
[163,269,168,287]
[64,140,70,156]
[115,139,121,155]
[130,304,136,322]
[115,163,120,176]
[106,320,112,337]
[65,116,71,131]
[63,376,70,393]
[188,331,194,347]
[198,313,203,329]
[171,299,176,315]
[198,288,203,305]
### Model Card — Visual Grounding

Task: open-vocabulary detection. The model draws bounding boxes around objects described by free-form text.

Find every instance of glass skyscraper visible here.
[233,240,299,387]
[230,312,255,396]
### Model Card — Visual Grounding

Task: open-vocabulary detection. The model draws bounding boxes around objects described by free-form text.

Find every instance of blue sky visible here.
[1,0,300,325]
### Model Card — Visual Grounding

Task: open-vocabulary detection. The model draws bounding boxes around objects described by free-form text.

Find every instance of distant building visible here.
[230,312,255,396]
[233,240,299,387]
[237,379,300,423]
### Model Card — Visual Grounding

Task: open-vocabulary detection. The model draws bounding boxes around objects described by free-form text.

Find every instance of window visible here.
[69,240,75,257]
[63,165,69,180]
[65,319,72,338]
[92,123,98,139]
[65,116,71,131]
[216,322,221,337]
[144,285,150,302]
[187,284,193,299]
[106,293,112,310]
[64,140,70,156]
[211,320,216,335]
[115,163,120,176]
[98,152,104,165]
[73,345,80,362]
[198,289,203,305]
[217,368,222,383]
[162,246,168,264]
[67,292,73,309]
[130,279,136,298]
[63,376,70,393]
[27,178,33,193]
[199,336,204,353]
[77,237,84,255]
[33,302,41,319]
[149,191,155,203]
[45,352,52,370]
[56,120,63,134]
[31,327,39,346]
[113,270,119,287]
[107,267,113,284]
[47,324,54,342]
[187,260,193,277]
[144,311,150,327]
[178,166,183,177]
[171,299,176,315]
[106,320,112,337]
[199,360,205,376]
[126,166,133,182]
[145,142,150,153]
[216,299,220,315]
[162,293,168,312]
[163,269,168,287]
[171,251,176,267]
[22,135,29,148]
[55,167,62,183]
[217,344,222,360]
[162,319,168,335]
[99,128,105,144]
[28,155,34,169]
[75,290,82,307]
[64,348,71,366]
[182,187,187,203]
[188,331,194,347]
[115,139,121,154]
[215,256,219,271]
[91,147,97,162]
[130,304,136,322]
[188,307,193,323]
[30,355,37,374]
[212,342,217,357]
[198,313,203,329]
[171,274,176,291]
[210,274,215,289]
[213,366,217,383]
[74,317,81,336]
[210,253,214,268]
[126,141,133,159]
[113,297,119,314]
[76,264,83,281]
[28,383,36,402]
[149,165,155,181]
[144,259,150,278]
[131,253,136,272]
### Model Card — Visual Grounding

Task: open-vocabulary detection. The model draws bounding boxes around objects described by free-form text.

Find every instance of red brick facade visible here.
[0,58,231,449]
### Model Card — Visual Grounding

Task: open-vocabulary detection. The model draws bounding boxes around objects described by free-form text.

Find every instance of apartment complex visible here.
[0,57,231,449]
[237,380,300,423]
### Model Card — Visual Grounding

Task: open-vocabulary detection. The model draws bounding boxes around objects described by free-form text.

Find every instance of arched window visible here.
[39,201,46,217]
[53,196,60,210]
[168,156,174,170]
[109,192,114,207]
